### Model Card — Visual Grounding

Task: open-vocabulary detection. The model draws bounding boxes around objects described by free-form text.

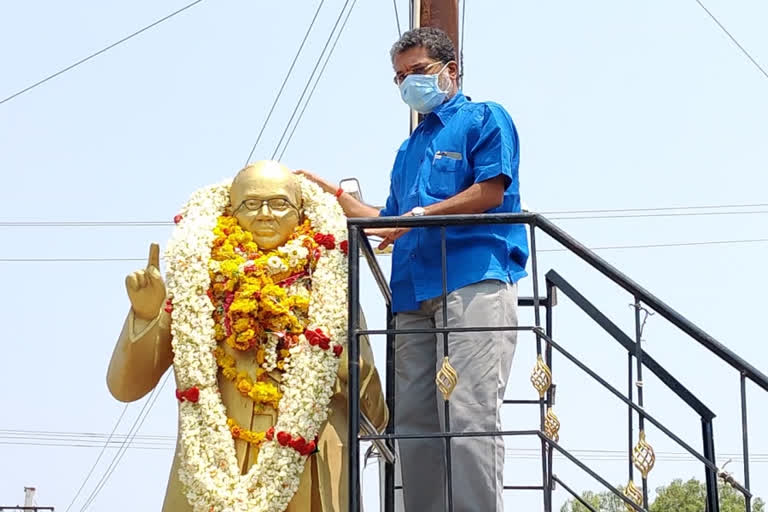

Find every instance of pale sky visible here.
[1,1,768,511]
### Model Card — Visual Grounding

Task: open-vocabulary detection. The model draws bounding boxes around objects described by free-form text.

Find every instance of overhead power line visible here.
[393,0,403,37]
[0,0,208,106]
[243,0,327,166]
[0,204,768,228]
[693,0,768,82]
[63,406,129,512]
[3,203,768,228]
[278,0,359,160]
[271,0,355,160]
[75,373,171,512]
[2,237,768,263]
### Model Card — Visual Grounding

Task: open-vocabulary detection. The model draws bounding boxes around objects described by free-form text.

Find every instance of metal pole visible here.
[702,418,720,512]
[348,225,362,512]
[741,373,752,512]
[633,297,649,508]
[385,306,396,512]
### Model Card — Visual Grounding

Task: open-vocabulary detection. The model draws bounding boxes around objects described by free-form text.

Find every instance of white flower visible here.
[266,255,288,274]
[164,175,347,512]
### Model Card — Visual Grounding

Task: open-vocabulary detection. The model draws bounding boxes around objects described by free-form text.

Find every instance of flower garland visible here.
[164,175,348,512]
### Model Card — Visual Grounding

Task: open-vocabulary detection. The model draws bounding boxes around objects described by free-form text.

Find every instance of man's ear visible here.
[447,61,459,82]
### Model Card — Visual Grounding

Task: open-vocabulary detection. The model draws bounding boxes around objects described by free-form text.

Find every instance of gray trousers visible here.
[394,280,518,512]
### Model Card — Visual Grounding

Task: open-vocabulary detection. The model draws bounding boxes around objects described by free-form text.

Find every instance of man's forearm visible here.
[423,175,505,216]
[337,192,381,218]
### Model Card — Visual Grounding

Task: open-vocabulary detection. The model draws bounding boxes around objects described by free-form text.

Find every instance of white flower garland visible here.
[164,176,348,512]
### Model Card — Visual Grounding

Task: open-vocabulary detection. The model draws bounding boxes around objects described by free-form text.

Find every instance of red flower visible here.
[333,344,343,358]
[340,240,349,255]
[173,214,183,224]
[313,233,336,250]
[164,298,173,313]
[277,431,292,447]
[231,426,242,439]
[303,440,317,456]
[175,386,200,403]
[305,328,330,349]
[265,427,275,441]
[290,436,307,453]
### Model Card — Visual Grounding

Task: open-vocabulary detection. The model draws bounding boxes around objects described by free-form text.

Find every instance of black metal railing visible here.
[345,212,768,512]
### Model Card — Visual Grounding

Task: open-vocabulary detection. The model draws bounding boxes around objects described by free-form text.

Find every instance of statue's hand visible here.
[125,243,167,321]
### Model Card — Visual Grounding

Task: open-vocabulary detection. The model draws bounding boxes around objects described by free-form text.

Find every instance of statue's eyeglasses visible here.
[233,197,300,214]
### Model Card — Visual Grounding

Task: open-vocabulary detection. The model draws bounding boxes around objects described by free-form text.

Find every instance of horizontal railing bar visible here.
[503,485,546,490]
[503,399,547,405]
[357,326,535,336]
[360,429,541,441]
[553,475,598,512]
[348,212,537,228]
[538,329,751,496]
[535,215,768,392]
[546,270,715,419]
[543,434,648,512]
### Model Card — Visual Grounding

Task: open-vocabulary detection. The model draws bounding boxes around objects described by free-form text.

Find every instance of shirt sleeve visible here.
[470,103,519,190]
[379,141,408,217]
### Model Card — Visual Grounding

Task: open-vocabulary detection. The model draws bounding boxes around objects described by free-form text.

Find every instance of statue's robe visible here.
[107,306,388,512]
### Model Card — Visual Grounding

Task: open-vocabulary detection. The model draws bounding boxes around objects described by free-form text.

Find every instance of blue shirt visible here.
[380,92,529,313]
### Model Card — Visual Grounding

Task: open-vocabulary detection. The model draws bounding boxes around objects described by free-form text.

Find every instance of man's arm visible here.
[422,175,505,215]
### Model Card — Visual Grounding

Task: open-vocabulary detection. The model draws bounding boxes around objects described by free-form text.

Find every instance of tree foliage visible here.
[560,479,764,512]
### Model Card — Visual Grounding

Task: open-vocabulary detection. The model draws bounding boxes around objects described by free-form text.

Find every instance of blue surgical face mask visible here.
[399,63,450,114]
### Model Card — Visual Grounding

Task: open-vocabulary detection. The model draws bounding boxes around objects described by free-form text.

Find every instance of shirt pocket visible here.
[426,151,466,198]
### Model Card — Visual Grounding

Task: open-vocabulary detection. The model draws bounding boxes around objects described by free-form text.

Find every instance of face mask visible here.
[399,63,450,114]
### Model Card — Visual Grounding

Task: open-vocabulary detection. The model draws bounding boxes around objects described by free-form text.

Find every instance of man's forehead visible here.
[393,47,435,70]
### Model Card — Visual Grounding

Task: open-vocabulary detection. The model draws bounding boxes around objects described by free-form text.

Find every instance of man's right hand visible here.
[293,169,337,195]
[125,243,166,321]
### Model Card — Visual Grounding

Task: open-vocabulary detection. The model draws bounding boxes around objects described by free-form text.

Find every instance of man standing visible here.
[297,27,528,512]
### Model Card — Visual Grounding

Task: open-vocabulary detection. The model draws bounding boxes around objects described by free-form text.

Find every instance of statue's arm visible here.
[337,310,389,432]
[106,309,174,402]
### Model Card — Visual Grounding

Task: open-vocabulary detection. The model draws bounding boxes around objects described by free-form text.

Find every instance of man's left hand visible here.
[372,210,417,250]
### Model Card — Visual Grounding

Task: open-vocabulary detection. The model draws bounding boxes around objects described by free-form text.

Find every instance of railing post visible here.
[702,418,720,512]
[385,306,396,512]
[347,225,361,512]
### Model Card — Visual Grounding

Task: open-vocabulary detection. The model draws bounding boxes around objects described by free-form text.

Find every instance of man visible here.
[296,27,528,512]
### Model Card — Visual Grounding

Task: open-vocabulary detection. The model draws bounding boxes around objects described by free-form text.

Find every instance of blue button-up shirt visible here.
[380,92,529,313]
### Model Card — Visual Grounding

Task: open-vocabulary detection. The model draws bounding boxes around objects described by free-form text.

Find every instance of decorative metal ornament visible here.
[543,407,560,442]
[530,354,552,398]
[632,430,656,478]
[623,479,643,512]
[436,357,458,401]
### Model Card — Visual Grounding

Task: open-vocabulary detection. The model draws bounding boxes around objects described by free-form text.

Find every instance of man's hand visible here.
[126,243,167,321]
[293,169,336,195]
[369,210,415,250]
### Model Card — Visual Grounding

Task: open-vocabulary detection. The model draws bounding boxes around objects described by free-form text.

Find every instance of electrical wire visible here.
[0,0,208,106]
[693,0,768,82]
[2,237,768,263]
[243,0,327,166]
[277,0,359,161]
[63,405,129,512]
[3,203,767,228]
[77,372,171,511]
[270,0,354,160]
[393,0,403,37]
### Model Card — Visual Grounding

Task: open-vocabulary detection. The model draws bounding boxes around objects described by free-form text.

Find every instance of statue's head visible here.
[230,160,302,250]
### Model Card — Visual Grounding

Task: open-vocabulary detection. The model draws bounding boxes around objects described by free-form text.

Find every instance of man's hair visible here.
[390,27,456,64]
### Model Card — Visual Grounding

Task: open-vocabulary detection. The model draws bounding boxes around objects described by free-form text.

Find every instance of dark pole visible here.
[348,225,362,512]
[701,418,720,512]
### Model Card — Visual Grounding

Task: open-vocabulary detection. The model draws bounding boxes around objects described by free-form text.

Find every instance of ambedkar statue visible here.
[106,161,388,512]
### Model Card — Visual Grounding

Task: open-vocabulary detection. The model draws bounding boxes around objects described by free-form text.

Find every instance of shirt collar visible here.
[431,91,468,125]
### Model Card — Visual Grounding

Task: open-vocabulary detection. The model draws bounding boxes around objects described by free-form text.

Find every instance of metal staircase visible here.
[345,212,768,512]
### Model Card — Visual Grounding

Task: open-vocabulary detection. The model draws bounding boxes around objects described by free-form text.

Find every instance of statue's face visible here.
[230,162,302,250]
